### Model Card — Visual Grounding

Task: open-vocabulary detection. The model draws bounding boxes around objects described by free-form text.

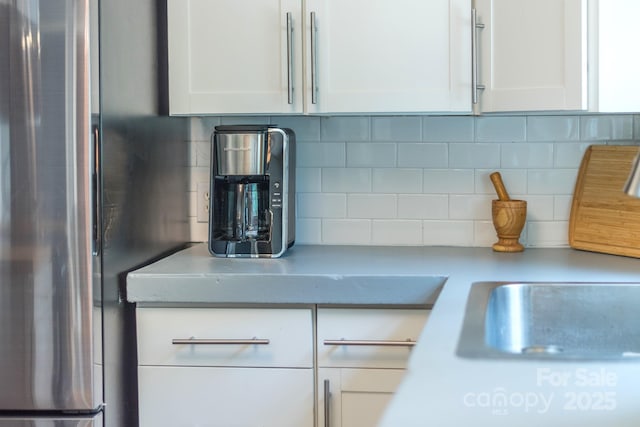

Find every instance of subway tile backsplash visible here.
[188,114,640,247]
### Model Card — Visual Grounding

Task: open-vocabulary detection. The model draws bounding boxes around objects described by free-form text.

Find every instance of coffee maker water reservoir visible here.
[209,125,295,257]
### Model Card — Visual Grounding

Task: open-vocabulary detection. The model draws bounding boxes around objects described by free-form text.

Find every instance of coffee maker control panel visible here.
[271,181,282,208]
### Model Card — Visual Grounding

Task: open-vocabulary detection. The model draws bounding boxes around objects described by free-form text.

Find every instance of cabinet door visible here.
[167,0,303,115]
[476,0,587,112]
[318,368,405,427]
[594,0,640,112]
[304,0,471,114]
[139,366,314,427]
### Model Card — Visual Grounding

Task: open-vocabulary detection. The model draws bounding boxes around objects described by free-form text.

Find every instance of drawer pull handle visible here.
[172,338,270,345]
[323,339,416,347]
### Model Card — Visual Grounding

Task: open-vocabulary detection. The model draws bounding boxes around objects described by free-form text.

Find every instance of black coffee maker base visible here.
[208,240,294,258]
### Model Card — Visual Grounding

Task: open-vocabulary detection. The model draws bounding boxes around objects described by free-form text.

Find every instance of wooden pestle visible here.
[489,172,511,201]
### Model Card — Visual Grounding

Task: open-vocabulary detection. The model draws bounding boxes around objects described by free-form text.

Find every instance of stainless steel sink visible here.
[456,282,640,360]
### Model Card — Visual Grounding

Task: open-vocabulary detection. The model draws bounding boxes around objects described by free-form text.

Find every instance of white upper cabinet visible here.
[590,0,640,112]
[167,0,471,115]
[167,0,304,115]
[166,0,639,115]
[304,0,471,114]
[475,0,587,112]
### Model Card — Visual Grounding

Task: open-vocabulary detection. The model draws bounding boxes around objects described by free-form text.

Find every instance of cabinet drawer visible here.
[137,307,312,368]
[139,366,314,427]
[317,308,429,369]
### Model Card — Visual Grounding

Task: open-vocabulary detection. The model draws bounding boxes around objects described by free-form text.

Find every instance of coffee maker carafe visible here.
[209,125,295,257]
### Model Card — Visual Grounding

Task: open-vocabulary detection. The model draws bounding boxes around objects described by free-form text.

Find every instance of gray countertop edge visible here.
[126,243,640,305]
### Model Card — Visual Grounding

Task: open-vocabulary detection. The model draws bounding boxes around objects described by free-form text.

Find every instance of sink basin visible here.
[456,282,640,360]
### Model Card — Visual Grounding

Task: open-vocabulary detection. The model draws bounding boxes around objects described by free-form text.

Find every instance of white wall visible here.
[188,114,640,247]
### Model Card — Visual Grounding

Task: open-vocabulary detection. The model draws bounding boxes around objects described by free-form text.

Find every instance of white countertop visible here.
[127,243,640,426]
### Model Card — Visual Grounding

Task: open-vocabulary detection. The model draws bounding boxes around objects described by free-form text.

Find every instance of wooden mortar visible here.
[489,172,526,252]
[492,200,527,252]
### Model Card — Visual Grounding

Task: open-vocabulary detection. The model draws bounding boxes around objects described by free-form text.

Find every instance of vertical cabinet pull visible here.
[323,379,331,427]
[310,11,318,104]
[286,12,294,104]
[472,8,485,104]
[91,125,101,256]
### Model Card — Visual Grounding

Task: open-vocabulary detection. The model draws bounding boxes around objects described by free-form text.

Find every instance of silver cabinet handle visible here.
[323,339,416,347]
[286,12,294,104]
[172,338,270,345]
[324,379,331,427]
[472,8,485,105]
[91,124,101,256]
[310,11,318,104]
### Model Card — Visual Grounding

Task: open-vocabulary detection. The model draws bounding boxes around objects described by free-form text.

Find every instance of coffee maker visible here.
[209,125,295,257]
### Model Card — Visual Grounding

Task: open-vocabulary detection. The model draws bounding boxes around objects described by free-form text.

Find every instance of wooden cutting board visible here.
[569,145,640,258]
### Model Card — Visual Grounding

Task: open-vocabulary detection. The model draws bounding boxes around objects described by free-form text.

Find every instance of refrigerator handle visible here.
[92,124,101,256]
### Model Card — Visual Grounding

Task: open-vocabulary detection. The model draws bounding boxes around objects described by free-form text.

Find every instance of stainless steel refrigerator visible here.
[0,0,189,426]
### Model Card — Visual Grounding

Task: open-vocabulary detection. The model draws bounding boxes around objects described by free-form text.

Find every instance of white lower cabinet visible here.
[316,308,429,427]
[137,307,314,427]
[136,306,428,427]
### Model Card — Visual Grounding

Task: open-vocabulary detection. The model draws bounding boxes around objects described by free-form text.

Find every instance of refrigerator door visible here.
[0,0,100,412]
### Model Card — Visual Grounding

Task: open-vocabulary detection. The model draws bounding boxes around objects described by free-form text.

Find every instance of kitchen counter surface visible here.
[127,243,640,426]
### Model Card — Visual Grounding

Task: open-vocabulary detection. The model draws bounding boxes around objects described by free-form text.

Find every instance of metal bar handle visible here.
[324,379,331,427]
[323,339,416,347]
[286,12,294,104]
[310,11,318,104]
[172,338,270,345]
[472,8,485,104]
[91,125,101,256]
